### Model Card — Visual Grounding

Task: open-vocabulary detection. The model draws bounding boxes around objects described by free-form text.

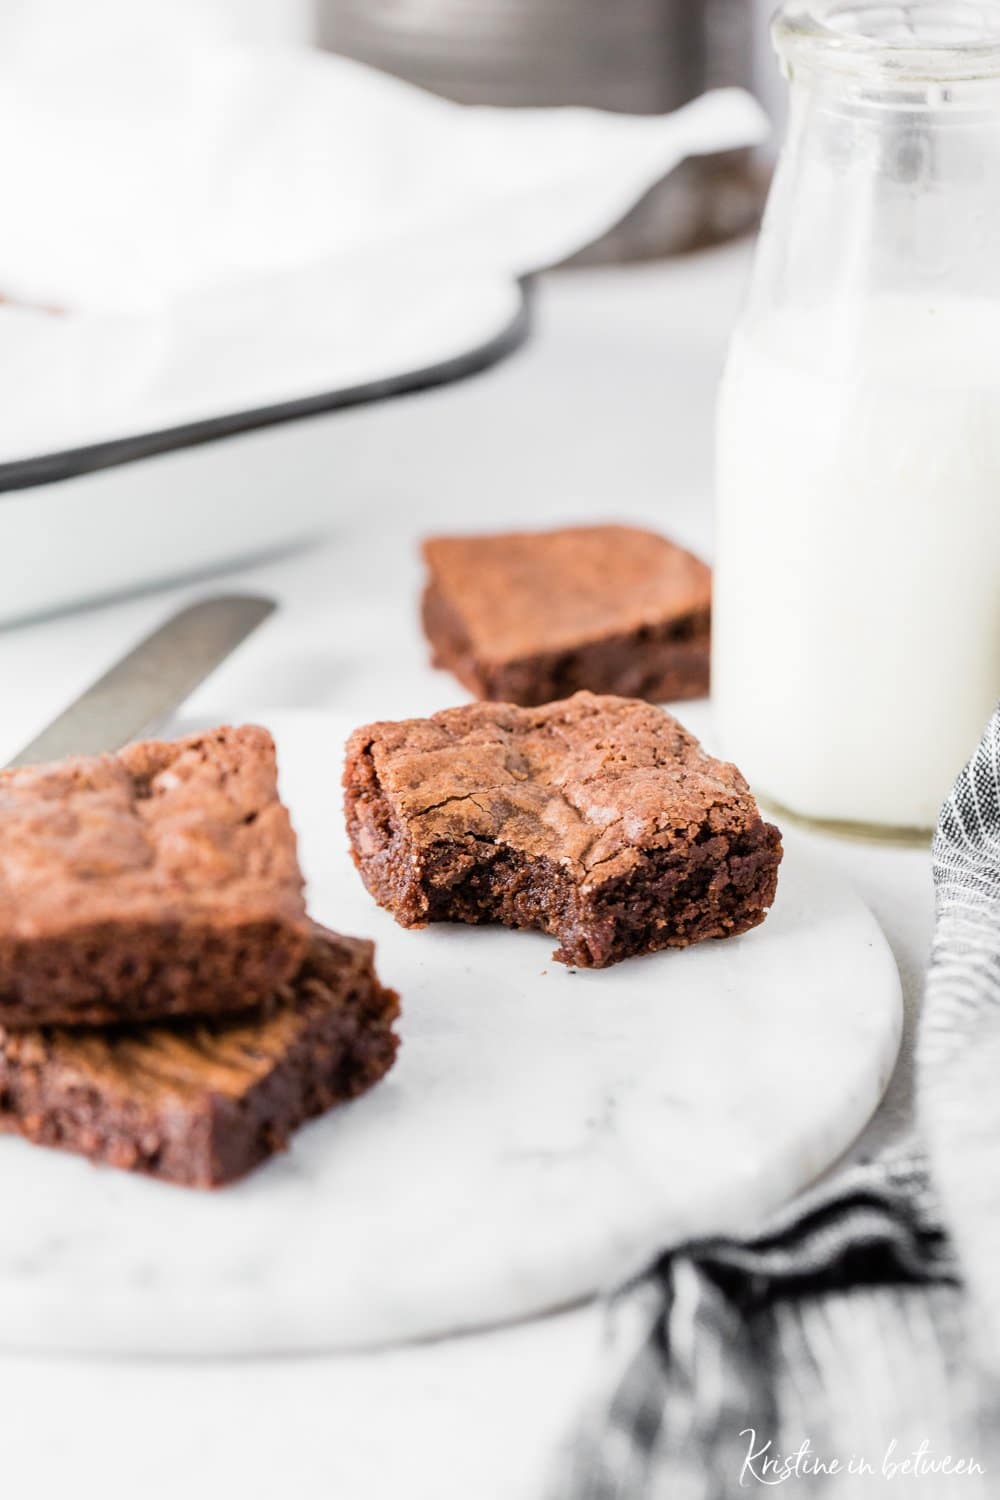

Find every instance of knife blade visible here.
[6,595,276,768]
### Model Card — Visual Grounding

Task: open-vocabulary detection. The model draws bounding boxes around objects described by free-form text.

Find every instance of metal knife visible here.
[6,595,276,768]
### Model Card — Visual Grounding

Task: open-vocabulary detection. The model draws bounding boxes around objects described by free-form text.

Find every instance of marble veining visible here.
[0,712,903,1355]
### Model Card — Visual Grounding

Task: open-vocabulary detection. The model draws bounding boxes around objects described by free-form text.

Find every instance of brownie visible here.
[344,692,782,969]
[0,726,309,1027]
[421,524,711,707]
[0,926,400,1188]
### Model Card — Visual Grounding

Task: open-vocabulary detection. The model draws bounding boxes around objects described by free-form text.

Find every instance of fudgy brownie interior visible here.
[345,693,781,968]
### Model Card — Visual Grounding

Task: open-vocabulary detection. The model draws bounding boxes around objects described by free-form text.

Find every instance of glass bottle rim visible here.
[773,1,1000,82]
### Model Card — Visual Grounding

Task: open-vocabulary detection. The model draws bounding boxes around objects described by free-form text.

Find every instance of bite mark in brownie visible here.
[421,525,711,706]
[344,692,782,969]
[0,927,400,1188]
[0,726,309,1027]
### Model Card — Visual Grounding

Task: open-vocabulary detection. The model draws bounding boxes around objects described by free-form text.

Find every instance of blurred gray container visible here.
[318,0,764,262]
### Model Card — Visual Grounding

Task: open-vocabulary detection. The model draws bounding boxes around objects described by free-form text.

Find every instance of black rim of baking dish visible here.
[0,278,533,496]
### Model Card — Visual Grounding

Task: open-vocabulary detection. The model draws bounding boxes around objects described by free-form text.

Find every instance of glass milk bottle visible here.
[714,0,1000,835]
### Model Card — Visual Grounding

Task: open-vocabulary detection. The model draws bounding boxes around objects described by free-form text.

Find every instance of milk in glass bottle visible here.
[714,0,1000,834]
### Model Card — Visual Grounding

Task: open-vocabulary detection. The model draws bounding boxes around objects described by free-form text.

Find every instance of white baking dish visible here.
[0,36,765,624]
[0,277,528,625]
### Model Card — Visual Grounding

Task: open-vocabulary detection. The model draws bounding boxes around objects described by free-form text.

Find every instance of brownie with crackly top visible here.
[344,692,781,969]
[421,525,711,706]
[0,926,399,1188]
[0,726,309,1027]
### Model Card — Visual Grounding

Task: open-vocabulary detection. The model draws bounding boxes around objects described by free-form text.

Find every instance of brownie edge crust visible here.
[0,927,400,1188]
[344,693,782,969]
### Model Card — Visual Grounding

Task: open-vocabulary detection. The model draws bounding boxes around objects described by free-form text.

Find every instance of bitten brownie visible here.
[421,524,711,706]
[0,726,309,1027]
[0,927,400,1188]
[344,692,782,969]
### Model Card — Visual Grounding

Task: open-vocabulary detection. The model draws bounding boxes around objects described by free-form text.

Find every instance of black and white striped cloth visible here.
[556,706,1000,1499]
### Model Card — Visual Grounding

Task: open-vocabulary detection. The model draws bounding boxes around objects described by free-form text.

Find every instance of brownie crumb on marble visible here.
[421,524,711,707]
[344,692,782,969]
[0,726,310,1028]
[0,927,400,1188]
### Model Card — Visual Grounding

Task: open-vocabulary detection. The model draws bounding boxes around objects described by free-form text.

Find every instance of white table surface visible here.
[0,240,932,1500]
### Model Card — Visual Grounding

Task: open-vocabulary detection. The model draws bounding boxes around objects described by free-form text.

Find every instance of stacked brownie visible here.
[0,726,399,1188]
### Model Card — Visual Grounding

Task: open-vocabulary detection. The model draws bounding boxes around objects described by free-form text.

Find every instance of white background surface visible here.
[0,243,932,1498]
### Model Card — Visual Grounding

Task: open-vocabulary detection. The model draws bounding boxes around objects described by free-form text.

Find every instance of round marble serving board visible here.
[0,711,902,1356]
